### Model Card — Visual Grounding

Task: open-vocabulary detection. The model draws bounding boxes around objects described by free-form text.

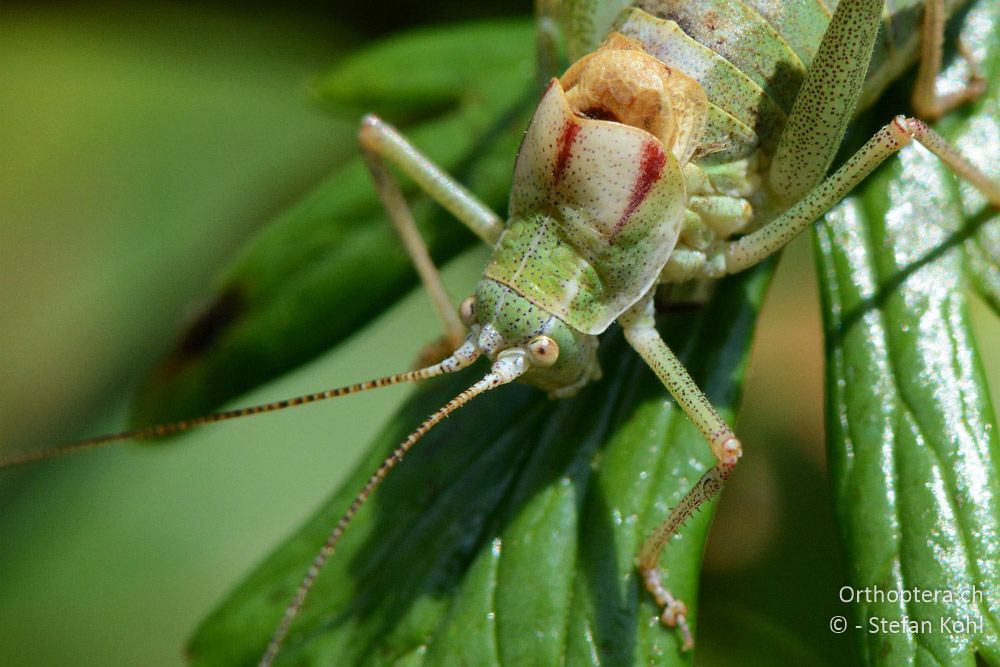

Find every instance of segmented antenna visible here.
[0,341,481,470]
[260,354,529,667]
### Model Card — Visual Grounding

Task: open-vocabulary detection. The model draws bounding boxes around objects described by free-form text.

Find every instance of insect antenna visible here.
[260,352,530,667]
[0,339,482,471]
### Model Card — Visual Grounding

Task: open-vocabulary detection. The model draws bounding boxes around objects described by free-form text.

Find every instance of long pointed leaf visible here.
[814,2,1000,664]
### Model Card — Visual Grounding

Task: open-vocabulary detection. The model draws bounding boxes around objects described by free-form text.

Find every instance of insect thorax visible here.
[483,27,771,330]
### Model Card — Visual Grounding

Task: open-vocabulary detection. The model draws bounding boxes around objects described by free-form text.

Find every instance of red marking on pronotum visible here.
[553,120,581,185]
[614,141,666,235]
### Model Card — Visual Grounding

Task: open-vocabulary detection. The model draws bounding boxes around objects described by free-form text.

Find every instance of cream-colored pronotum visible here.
[3,0,999,662]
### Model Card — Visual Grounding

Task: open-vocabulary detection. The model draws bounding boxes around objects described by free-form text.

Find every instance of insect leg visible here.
[723,115,1000,275]
[620,296,742,650]
[659,247,713,283]
[535,0,563,82]
[770,0,885,202]
[912,0,986,120]
[359,115,504,348]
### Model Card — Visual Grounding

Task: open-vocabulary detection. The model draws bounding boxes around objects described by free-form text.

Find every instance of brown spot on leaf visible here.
[175,286,246,359]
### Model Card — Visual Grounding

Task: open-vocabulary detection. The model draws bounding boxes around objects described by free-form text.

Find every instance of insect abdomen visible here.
[618,0,964,160]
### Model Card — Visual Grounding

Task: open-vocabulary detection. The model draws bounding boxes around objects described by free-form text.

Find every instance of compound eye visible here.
[459,296,477,326]
[526,335,559,367]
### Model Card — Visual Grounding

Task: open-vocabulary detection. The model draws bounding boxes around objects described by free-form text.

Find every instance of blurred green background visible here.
[1,2,998,665]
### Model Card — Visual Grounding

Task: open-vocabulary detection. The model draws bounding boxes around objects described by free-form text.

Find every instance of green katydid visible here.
[2,0,998,663]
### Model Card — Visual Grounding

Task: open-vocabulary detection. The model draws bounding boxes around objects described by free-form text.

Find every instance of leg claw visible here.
[659,600,694,651]
[641,566,695,650]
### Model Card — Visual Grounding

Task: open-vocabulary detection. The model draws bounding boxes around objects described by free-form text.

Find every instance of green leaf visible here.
[311,19,535,119]
[188,266,771,665]
[953,0,1000,320]
[129,19,536,427]
[967,221,1000,314]
[814,2,1000,664]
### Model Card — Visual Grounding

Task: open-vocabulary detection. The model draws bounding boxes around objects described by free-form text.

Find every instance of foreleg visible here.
[912,0,986,120]
[358,115,504,347]
[723,116,1000,274]
[620,297,742,649]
